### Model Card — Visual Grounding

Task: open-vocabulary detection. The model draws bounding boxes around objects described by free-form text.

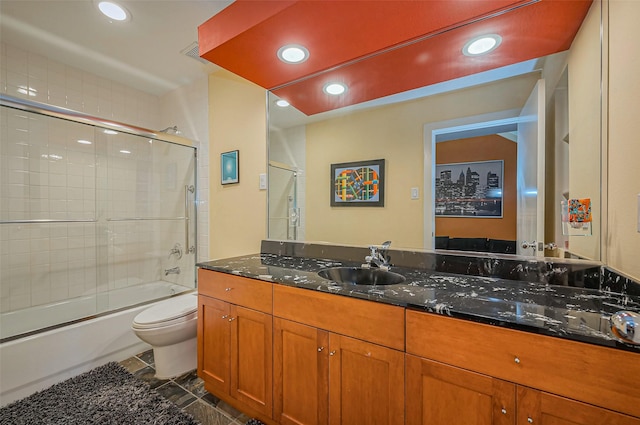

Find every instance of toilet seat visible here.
[132,296,197,330]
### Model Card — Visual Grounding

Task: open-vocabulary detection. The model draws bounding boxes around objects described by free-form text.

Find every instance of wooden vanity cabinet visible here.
[328,333,405,425]
[406,355,516,425]
[516,386,640,425]
[273,284,405,425]
[273,318,329,425]
[405,309,640,424]
[405,355,640,425]
[198,267,639,424]
[198,269,273,420]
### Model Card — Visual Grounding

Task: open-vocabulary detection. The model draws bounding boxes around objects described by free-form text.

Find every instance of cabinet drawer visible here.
[198,269,272,314]
[273,284,404,351]
[406,309,640,418]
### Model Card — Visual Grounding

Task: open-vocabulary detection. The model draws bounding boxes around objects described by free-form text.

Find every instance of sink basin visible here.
[317,267,406,286]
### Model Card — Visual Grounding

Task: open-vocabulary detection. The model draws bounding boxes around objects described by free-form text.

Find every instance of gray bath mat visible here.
[0,362,199,424]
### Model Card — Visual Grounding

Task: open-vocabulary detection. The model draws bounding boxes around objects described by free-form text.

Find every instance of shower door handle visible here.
[184,185,195,254]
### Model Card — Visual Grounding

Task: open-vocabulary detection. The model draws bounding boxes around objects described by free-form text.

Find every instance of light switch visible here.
[411,187,419,200]
[259,173,267,190]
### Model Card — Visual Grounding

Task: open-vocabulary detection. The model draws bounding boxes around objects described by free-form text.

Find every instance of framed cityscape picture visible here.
[221,150,239,185]
[330,159,385,207]
[435,160,503,217]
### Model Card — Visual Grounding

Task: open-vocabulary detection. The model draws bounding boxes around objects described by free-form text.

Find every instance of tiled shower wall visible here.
[0,104,197,314]
[0,42,208,313]
[0,42,160,130]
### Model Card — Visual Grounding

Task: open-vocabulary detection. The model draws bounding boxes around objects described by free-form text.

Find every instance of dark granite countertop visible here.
[198,250,640,353]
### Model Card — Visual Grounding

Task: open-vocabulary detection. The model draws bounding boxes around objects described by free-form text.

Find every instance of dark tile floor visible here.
[119,350,260,425]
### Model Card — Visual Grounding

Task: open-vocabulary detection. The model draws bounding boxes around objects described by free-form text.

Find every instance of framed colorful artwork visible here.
[221,150,239,185]
[330,159,385,207]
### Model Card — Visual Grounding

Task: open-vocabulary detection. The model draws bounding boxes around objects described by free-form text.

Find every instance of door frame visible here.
[422,108,526,250]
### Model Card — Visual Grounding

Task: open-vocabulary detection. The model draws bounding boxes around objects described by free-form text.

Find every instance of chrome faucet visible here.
[164,266,180,276]
[363,241,392,270]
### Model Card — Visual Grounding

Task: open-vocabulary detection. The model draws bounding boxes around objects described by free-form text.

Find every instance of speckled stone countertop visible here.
[197,242,640,353]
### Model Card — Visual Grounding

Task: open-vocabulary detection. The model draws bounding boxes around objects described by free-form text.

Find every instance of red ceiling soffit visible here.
[199,0,592,116]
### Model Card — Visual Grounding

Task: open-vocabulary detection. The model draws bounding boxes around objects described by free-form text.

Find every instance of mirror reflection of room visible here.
[267,0,601,261]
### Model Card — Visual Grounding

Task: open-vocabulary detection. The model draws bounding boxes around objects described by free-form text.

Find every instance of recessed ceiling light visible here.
[323,83,347,96]
[275,99,290,108]
[119,150,131,154]
[103,129,118,135]
[277,45,309,64]
[463,34,502,56]
[77,139,92,145]
[97,1,129,22]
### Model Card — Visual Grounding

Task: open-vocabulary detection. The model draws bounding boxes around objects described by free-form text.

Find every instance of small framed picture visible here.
[221,150,239,185]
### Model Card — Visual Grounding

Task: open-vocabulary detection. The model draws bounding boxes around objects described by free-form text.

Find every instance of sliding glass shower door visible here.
[0,97,197,340]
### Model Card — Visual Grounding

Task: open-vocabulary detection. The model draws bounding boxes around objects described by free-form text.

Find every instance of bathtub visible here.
[1,282,191,340]
[0,282,195,407]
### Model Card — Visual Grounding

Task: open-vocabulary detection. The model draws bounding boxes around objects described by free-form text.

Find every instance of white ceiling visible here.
[0,0,233,96]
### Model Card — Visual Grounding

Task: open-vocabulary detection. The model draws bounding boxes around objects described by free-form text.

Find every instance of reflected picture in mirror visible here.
[330,159,385,207]
[435,160,504,218]
[267,0,602,262]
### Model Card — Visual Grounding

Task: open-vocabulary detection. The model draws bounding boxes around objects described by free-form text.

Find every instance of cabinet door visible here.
[198,296,231,394]
[229,304,273,418]
[274,318,329,425]
[517,386,640,425]
[328,334,404,425]
[406,355,515,425]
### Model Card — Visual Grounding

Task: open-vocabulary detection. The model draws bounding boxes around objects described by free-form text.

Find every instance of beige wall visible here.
[566,0,602,261]
[607,0,640,280]
[305,75,538,249]
[208,70,267,259]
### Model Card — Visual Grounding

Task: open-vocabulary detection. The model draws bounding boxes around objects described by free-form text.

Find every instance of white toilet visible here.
[131,293,198,379]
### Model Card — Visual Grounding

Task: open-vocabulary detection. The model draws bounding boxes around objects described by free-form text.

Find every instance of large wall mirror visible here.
[267,0,603,261]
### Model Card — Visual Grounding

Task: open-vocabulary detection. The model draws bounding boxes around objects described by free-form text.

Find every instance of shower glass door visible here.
[0,98,197,340]
[101,130,197,313]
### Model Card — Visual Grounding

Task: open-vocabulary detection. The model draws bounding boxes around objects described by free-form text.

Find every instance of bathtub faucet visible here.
[165,266,180,276]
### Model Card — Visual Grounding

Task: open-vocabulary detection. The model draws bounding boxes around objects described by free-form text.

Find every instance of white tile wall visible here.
[0,42,160,130]
[1,42,207,316]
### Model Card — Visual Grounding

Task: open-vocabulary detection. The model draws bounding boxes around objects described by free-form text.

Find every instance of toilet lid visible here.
[132,295,197,327]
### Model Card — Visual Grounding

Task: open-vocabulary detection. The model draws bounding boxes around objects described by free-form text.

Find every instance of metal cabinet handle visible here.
[221,315,228,319]
[329,350,336,356]
[225,287,233,292]
[528,418,533,423]
[501,408,507,415]
[514,356,521,364]
[318,347,324,352]
[228,317,235,322]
